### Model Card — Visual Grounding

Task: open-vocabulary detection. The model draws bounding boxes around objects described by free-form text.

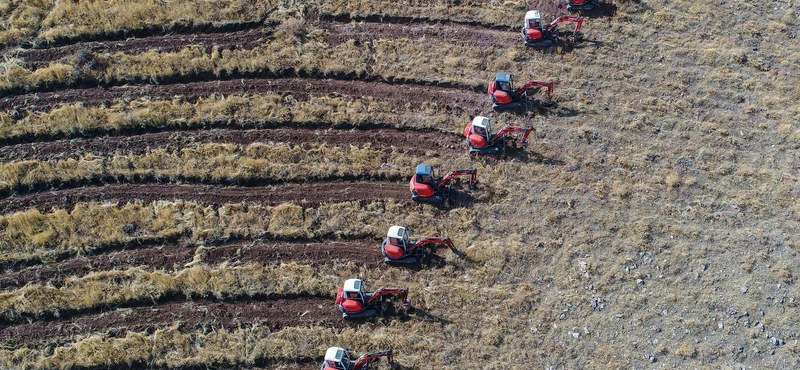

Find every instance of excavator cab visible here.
[342,279,365,302]
[383,226,420,263]
[488,72,518,106]
[414,164,435,187]
[323,347,353,370]
[523,10,545,43]
[410,163,438,202]
[385,226,409,250]
[465,116,491,148]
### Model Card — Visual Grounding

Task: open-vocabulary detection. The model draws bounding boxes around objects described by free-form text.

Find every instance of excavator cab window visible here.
[497,81,511,92]
[388,237,402,246]
[528,19,541,29]
[473,124,487,137]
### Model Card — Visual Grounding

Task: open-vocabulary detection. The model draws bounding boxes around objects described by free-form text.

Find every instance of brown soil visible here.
[0,296,339,350]
[0,76,487,116]
[13,27,273,70]
[0,182,408,214]
[321,21,517,47]
[0,126,464,161]
[0,238,382,291]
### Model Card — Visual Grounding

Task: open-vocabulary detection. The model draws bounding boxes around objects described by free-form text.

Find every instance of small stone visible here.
[569,331,580,338]
[636,279,644,285]
[741,286,748,293]
[559,313,566,320]
[652,325,662,332]
[718,322,724,329]
[701,263,709,271]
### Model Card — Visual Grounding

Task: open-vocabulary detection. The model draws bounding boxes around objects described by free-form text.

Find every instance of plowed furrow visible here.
[0,296,338,350]
[321,21,516,48]
[0,181,408,214]
[7,9,516,61]
[0,18,507,99]
[0,127,464,161]
[0,239,382,290]
[0,77,485,115]
[9,19,511,69]
[18,27,273,70]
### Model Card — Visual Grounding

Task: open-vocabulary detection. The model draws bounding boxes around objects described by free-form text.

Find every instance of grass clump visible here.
[0,92,463,142]
[0,199,440,267]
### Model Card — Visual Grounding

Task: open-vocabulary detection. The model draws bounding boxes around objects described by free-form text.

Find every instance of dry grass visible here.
[1,0,800,369]
[0,322,453,369]
[0,22,537,93]
[0,141,425,193]
[0,0,523,45]
[0,262,346,320]
[0,0,270,45]
[0,198,456,268]
[0,92,463,141]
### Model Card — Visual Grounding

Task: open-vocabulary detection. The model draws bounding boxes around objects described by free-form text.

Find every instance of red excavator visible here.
[464,116,532,155]
[521,10,584,45]
[566,0,599,12]
[335,279,411,319]
[488,72,553,111]
[382,225,462,265]
[322,347,398,370]
[409,163,477,206]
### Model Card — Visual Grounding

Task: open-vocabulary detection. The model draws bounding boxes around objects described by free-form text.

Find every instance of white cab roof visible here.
[525,10,542,21]
[325,347,345,362]
[388,225,406,239]
[472,116,490,129]
[343,279,362,293]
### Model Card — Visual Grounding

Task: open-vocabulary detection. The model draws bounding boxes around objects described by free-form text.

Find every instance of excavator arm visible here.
[366,287,409,305]
[491,126,533,146]
[515,80,554,102]
[438,169,478,188]
[413,237,462,256]
[352,350,395,370]
[546,15,584,42]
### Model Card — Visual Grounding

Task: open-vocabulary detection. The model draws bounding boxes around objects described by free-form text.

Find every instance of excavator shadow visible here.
[387,253,448,272]
[522,97,557,115]
[435,181,485,208]
[541,104,580,118]
[574,2,618,18]
[572,38,605,50]
[508,149,565,166]
[405,307,452,326]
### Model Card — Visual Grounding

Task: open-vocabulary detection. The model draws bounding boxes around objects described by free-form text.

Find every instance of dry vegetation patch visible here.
[0,92,464,143]
[0,198,455,270]
[1,0,800,369]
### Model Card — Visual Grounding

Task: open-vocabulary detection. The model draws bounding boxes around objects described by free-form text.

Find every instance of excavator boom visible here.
[414,237,462,255]
[515,80,554,102]
[353,349,395,370]
[492,126,533,145]
[366,287,409,305]
[438,169,478,187]
[546,15,584,41]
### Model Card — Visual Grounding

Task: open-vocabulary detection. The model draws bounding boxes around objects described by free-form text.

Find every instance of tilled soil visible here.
[0,182,409,214]
[0,126,464,161]
[0,10,493,359]
[0,296,339,350]
[13,27,274,70]
[321,21,518,47]
[0,238,383,290]
[0,76,486,114]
